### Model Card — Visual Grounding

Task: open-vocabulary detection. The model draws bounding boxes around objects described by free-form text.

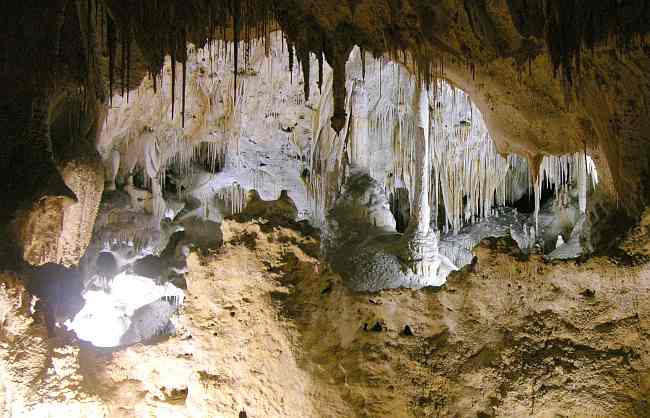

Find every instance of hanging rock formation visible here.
[3,1,649,250]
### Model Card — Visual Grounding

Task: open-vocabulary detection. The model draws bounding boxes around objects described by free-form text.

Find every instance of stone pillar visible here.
[350,80,370,172]
[406,83,431,237]
[402,83,441,280]
[576,153,587,214]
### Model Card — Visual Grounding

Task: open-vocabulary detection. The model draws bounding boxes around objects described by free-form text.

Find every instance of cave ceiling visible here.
[1,0,650,240]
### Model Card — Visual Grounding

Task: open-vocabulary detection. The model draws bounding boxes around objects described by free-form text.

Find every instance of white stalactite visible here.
[577,153,588,213]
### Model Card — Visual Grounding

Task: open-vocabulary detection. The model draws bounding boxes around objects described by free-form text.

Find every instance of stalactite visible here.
[121,30,126,98]
[216,184,247,215]
[171,36,176,120]
[126,32,131,102]
[232,0,241,99]
[299,47,310,101]
[264,27,271,57]
[317,52,323,93]
[208,4,214,72]
[182,29,187,129]
[527,154,543,233]
[107,15,116,105]
[86,0,92,75]
[350,81,370,171]
[327,42,351,133]
[379,57,382,97]
[98,2,103,52]
[288,42,294,84]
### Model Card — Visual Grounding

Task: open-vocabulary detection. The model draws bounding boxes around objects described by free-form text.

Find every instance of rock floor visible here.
[1,213,650,417]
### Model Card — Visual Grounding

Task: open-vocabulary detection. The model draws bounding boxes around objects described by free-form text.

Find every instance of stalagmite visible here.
[151,174,165,219]
[125,176,154,214]
[107,16,116,104]
[406,83,430,239]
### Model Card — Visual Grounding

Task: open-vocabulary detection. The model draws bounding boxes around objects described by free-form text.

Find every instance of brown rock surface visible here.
[0,213,642,416]
[12,158,104,267]
[0,273,106,417]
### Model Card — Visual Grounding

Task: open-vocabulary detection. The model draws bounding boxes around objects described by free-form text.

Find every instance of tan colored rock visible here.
[72,217,649,417]
[0,273,107,417]
[2,215,650,417]
[13,158,104,267]
[13,196,72,267]
[55,158,105,267]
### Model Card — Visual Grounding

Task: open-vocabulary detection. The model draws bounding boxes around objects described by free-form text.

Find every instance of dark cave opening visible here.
[511,181,556,214]
[389,188,410,233]
[26,263,84,334]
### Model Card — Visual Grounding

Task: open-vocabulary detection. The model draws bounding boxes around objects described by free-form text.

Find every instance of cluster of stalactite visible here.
[94,0,485,136]
[97,0,277,128]
[2,0,649,233]
[98,26,605,244]
[308,50,599,234]
[101,34,314,222]
[93,0,650,137]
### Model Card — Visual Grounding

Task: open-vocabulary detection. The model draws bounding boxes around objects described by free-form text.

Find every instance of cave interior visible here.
[1,1,650,417]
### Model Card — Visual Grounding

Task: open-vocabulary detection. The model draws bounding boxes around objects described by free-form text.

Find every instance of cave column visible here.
[349,80,370,172]
[401,83,440,280]
[576,153,587,213]
[407,83,431,236]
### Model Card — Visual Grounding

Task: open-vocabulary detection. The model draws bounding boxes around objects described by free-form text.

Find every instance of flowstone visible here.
[324,172,455,291]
